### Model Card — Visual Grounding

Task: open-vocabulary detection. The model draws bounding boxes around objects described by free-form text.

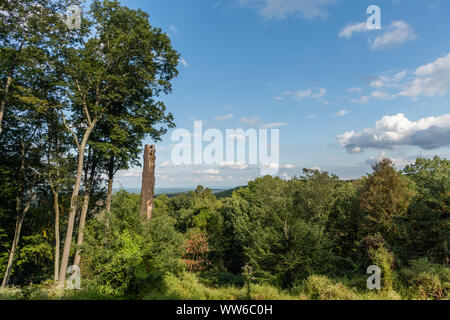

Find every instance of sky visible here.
[112,0,450,189]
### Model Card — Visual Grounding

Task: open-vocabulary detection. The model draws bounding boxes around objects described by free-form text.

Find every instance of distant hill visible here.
[214,186,245,199]
[113,187,237,197]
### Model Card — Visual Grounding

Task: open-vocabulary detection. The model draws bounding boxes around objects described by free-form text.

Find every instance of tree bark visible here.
[53,190,60,281]
[74,153,97,267]
[1,192,36,288]
[105,155,114,214]
[0,76,12,136]
[58,123,96,288]
[140,145,156,221]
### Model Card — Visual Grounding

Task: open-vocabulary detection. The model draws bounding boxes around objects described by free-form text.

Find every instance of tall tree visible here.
[57,0,179,287]
[0,0,67,135]
[358,159,415,243]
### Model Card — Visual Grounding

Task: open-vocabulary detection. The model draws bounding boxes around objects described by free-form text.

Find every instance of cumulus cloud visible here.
[370,21,417,50]
[338,113,450,153]
[399,53,450,98]
[362,53,450,102]
[237,0,338,20]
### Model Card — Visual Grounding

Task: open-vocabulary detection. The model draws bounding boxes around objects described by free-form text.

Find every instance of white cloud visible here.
[334,109,350,117]
[284,88,326,102]
[237,0,338,20]
[370,21,417,50]
[338,113,450,153]
[399,53,450,98]
[219,162,249,170]
[120,168,141,177]
[205,175,224,182]
[339,22,370,39]
[281,164,295,169]
[347,87,362,93]
[160,161,182,168]
[371,91,397,101]
[306,114,317,119]
[350,96,369,104]
[180,58,189,67]
[204,169,220,174]
[214,113,234,121]
[370,70,407,88]
[260,122,288,128]
[366,152,413,168]
[240,116,260,127]
[168,25,178,34]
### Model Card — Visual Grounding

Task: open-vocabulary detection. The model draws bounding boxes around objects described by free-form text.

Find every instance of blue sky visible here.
[113,0,450,189]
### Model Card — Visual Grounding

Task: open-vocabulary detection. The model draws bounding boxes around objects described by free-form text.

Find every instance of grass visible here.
[0,272,448,300]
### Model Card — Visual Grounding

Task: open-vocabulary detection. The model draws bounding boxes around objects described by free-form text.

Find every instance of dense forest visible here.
[0,0,449,300]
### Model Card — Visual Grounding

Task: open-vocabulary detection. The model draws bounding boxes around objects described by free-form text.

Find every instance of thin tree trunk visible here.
[74,153,96,267]
[53,190,60,281]
[1,193,36,288]
[0,76,12,136]
[105,155,114,214]
[58,123,96,288]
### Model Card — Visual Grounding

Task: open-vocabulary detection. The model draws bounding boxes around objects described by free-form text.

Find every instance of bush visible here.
[299,275,356,300]
[400,259,450,300]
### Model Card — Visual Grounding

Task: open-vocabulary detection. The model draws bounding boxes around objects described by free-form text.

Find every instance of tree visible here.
[402,157,450,263]
[358,159,415,243]
[0,0,67,135]
[0,108,46,288]
[57,0,179,287]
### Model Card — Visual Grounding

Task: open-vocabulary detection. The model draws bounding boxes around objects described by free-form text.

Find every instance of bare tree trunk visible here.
[58,123,96,288]
[105,155,114,214]
[53,190,60,281]
[74,153,97,267]
[140,145,156,221]
[1,193,36,288]
[0,76,12,136]
[73,190,90,267]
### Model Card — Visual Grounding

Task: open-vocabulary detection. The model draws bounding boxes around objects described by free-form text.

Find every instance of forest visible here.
[0,0,449,300]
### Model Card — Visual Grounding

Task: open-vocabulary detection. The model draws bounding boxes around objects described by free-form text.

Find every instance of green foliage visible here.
[400,258,450,300]
[81,191,184,298]
[298,275,356,300]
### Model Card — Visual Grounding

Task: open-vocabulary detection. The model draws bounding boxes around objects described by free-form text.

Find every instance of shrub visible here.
[300,275,356,300]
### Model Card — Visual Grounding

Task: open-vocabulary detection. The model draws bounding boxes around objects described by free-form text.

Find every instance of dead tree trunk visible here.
[140,145,156,221]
